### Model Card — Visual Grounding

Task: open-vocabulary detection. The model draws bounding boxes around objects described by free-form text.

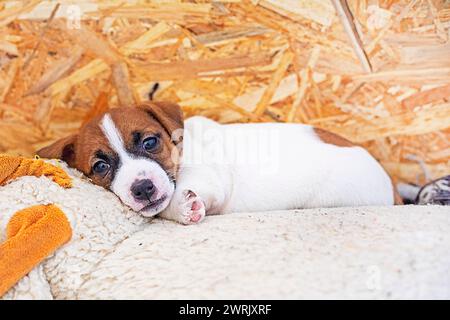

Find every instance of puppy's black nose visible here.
[131,179,155,201]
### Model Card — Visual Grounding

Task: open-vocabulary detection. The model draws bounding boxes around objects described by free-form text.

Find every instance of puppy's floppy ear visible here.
[37,134,77,166]
[138,101,184,143]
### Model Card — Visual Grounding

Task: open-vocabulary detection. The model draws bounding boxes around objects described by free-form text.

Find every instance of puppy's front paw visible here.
[177,189,206,225]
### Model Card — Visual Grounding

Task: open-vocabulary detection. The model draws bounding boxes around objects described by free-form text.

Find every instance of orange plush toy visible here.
[0,155,73,297]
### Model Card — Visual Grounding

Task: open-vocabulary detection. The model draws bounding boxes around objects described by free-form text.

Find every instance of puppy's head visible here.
[38,101,183,217]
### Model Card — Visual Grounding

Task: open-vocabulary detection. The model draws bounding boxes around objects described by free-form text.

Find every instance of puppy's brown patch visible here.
[313,127,354,147]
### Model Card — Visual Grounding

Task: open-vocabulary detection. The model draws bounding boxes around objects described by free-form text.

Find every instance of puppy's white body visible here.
[161,116,394,223]
[38,102,395,225]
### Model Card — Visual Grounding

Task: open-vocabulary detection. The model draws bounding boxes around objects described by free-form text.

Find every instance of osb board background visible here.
[0,0,449,185]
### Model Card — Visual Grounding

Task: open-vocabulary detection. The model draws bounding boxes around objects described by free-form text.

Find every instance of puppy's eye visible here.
[93,160,110,176]
[143,136,159,152]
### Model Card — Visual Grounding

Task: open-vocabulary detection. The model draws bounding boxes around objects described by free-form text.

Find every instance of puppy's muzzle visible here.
[131,179,156,202]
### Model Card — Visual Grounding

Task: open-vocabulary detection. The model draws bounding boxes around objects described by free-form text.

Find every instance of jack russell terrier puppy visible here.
[38,101,400,225]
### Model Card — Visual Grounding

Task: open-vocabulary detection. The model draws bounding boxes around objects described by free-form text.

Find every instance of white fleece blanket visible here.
[1,162,449,299]
[77,206,450,299]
